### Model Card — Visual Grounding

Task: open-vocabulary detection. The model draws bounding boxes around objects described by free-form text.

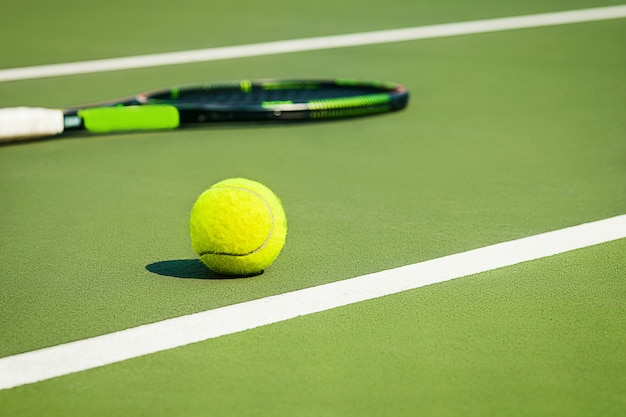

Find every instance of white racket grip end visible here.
[0,107,64,142]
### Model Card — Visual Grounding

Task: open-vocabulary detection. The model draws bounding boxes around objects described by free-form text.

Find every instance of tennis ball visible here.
[189,178,287,276]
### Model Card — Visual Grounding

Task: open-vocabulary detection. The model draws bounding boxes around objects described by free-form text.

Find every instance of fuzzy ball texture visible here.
[189,178,287,276]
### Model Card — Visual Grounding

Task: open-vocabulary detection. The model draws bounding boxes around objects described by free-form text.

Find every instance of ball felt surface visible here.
[189,178,287,276]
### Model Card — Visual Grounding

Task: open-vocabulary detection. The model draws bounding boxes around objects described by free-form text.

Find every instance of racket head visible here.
[136,79,409,123]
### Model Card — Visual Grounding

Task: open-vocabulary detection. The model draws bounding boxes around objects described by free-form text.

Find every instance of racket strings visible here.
[150,86,393,105]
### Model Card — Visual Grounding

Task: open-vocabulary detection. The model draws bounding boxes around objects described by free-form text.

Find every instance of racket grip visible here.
[0,107,64,143]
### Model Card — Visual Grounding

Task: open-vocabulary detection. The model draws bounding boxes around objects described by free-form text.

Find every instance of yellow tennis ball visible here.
[189,178,287,276]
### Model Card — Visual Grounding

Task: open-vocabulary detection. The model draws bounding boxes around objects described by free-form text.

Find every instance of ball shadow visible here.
[146,259,262,279]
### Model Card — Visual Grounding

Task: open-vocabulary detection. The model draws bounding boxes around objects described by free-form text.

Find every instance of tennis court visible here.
[1,1,625,415]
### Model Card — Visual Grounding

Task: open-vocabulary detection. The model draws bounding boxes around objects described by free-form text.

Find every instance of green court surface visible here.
[1,1,625,416]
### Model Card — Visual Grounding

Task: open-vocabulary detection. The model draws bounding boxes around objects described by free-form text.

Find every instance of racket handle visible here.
[0,107,65,143]
[78,105,179,133]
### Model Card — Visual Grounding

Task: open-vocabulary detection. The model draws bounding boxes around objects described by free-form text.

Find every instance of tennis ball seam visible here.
[197,186,275,257]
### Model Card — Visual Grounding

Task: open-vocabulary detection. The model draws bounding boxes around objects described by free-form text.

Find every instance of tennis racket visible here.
[0,79,409,143]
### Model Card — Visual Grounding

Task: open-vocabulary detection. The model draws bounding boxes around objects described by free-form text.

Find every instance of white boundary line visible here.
[1,5,625,82]
[0,214,625,390]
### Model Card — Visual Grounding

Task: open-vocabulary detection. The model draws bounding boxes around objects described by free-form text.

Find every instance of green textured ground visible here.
[0,1,625,416]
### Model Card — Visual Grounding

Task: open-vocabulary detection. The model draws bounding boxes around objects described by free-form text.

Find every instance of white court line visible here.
[1,5,625,82]
[0,214,625,390]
